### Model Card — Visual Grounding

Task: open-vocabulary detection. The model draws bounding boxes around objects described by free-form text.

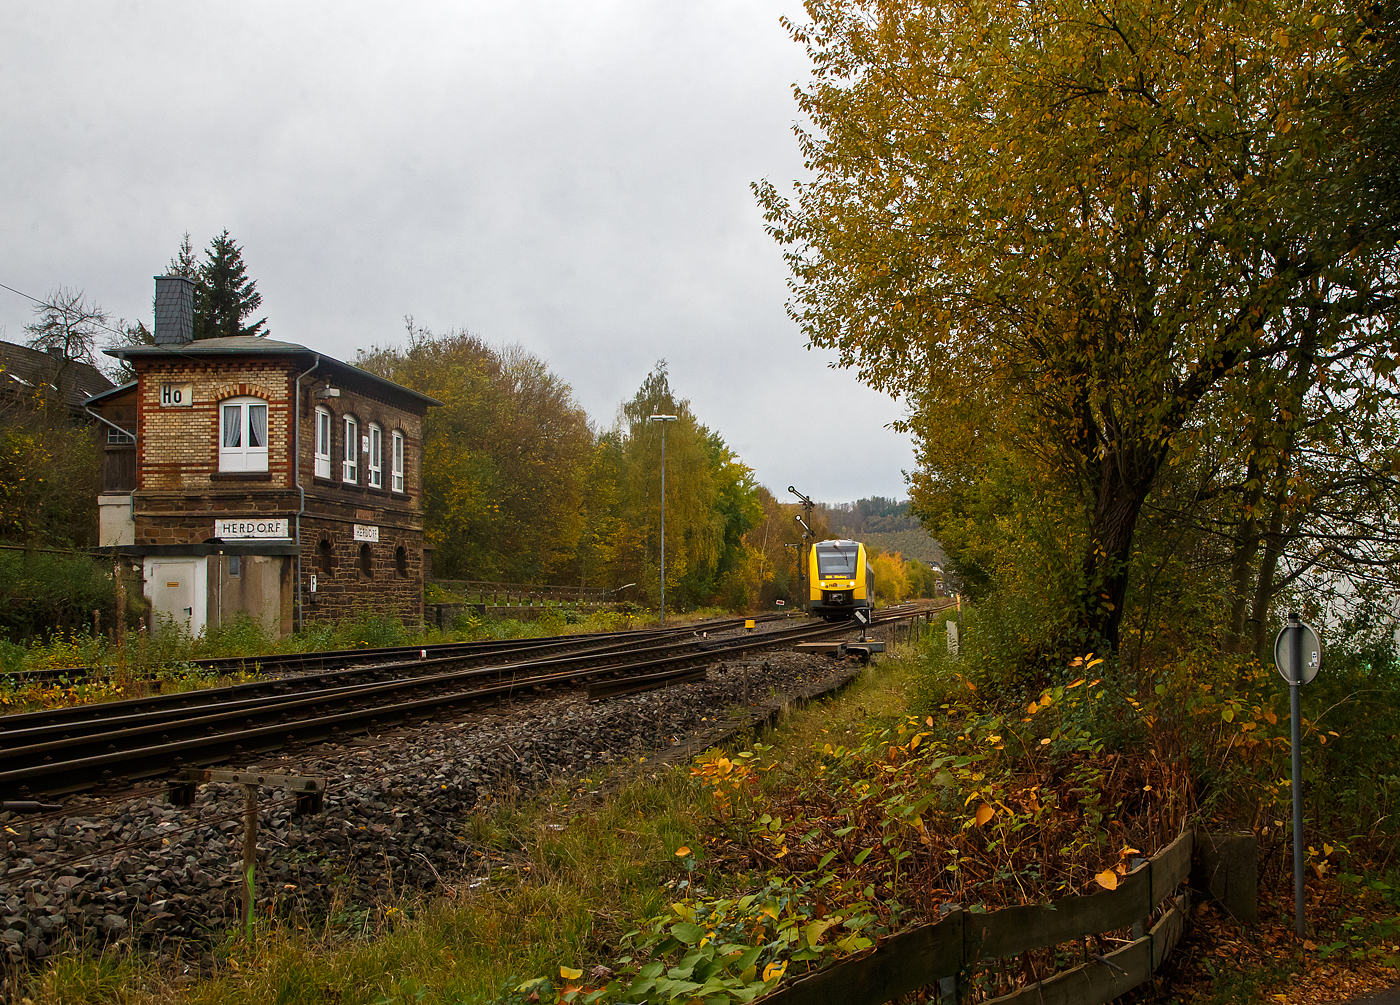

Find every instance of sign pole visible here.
[1273,611,1319,940]
[1288,611,1306,938]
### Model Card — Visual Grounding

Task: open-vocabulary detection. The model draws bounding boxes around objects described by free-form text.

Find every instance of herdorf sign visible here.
[215,518,290,540]
[353,524,379,543]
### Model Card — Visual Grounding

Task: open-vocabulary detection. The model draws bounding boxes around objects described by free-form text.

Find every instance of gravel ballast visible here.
[0,624,892,969]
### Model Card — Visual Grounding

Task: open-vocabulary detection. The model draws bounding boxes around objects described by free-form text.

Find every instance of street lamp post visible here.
[648,414,678,621]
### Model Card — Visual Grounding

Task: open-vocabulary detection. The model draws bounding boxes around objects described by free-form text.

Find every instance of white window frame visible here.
[342,415,359,483]
[391,430,405,493]
[219,396,269,473]
[314,407,332,479]
[368,423,383,488]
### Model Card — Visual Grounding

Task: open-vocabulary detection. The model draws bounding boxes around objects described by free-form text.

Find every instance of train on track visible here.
[808,539,875,621]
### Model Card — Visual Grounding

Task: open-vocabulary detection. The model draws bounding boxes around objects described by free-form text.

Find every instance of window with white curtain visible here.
[368,423,383,488]
[342,415,359,482]
[219,397,269,472]
[391,430,405,493]
[314,407,332,479]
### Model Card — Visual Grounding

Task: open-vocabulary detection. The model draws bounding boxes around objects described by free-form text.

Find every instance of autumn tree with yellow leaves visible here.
[759,0,1400,654]
[359,339,766,612]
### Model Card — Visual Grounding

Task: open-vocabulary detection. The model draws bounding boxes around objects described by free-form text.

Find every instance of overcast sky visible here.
[0,1,916,504]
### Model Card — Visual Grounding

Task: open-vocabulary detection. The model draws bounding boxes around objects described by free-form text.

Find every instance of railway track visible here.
[0,611,789,685]
[0,613,794,733]
[0,603,946,798]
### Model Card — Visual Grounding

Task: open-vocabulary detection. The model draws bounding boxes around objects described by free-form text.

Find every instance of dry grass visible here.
[18,649,913,1005]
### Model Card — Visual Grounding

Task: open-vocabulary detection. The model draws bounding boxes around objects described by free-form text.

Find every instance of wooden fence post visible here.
[1192,831,1258,923]
[168,769,327,941]
[113,560,126,648]
[1131,856,1148,939]
[242,783,257,938]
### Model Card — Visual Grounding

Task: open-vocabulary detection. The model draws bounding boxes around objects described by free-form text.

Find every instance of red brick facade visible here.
[97,335,437,636]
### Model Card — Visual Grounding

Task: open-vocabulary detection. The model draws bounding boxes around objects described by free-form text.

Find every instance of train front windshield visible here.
[817,546,859,578]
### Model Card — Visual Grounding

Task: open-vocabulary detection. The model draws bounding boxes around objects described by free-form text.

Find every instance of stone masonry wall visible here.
[130,354,429,628]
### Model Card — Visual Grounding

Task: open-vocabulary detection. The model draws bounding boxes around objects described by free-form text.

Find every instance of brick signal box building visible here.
[88,276,440,637]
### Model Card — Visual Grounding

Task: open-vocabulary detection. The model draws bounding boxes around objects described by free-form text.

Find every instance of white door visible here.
[145,558,208,637]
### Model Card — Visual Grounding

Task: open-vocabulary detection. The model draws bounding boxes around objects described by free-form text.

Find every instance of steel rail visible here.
[1,611,789,685]
[0,605,944,798]
[0,619,809,749]
[0,614,792,732]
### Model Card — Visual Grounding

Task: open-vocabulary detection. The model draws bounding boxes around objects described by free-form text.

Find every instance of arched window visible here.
[317,538,334,575]
[314,407,332,479]
[394,545,408,578]
[342,415,359,483]
[219,396,269,472]
[359,543,373,579]
[391,430,405,493]
[367,423,383,488]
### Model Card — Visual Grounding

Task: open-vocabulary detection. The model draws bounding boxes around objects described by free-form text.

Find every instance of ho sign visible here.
[160,382,193,407]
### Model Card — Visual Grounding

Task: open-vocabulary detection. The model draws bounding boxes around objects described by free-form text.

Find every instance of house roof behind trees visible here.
[0,338,116,413]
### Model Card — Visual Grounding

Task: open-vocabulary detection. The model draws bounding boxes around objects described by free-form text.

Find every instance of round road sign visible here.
[1274,621,1322,685]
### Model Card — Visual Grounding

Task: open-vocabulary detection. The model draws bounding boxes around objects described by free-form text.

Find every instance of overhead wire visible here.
[0,280,141,344]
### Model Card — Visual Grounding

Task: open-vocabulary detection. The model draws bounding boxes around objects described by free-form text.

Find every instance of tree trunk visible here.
[1223,451,1265,654]
[1079,449,1157,653]
[1250,504,1287,662]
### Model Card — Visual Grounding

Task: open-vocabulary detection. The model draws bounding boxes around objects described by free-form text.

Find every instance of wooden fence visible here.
[430,580,612,607]
[764,829,1197,1005]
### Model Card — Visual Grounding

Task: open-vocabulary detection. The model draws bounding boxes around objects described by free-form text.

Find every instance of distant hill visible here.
[816,497,947,567]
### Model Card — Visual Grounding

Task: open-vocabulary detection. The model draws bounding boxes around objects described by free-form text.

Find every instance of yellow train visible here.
[808,539,875,620]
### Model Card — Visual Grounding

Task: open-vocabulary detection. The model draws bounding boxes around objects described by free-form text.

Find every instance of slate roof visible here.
[112,336,308,356]
[106,337,442,409]
[0,339,117,412]
[83,381,136,407]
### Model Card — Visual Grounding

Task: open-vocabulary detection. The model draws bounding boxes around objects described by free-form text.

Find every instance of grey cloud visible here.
[0,0,914,502]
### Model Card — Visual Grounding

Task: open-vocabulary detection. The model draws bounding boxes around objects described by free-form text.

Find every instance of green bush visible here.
[915,595,1400,874]
[0,549,117,642]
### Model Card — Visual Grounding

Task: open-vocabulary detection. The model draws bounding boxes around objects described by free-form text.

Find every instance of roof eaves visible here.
[103,343,442,409]
[84,382,138,407]
[321,357,443,408]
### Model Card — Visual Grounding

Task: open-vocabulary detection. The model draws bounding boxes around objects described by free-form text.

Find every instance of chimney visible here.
[153,275,195,345]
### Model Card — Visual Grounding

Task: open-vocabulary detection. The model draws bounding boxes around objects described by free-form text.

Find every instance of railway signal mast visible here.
[788,486,815,613]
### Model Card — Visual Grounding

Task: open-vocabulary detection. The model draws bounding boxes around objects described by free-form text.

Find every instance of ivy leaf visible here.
[670,922,706,945]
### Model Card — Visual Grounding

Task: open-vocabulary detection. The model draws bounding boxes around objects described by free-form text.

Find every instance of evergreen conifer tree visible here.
[167,232,198,280]
[198,230,267,339]
[164,230,268,339]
